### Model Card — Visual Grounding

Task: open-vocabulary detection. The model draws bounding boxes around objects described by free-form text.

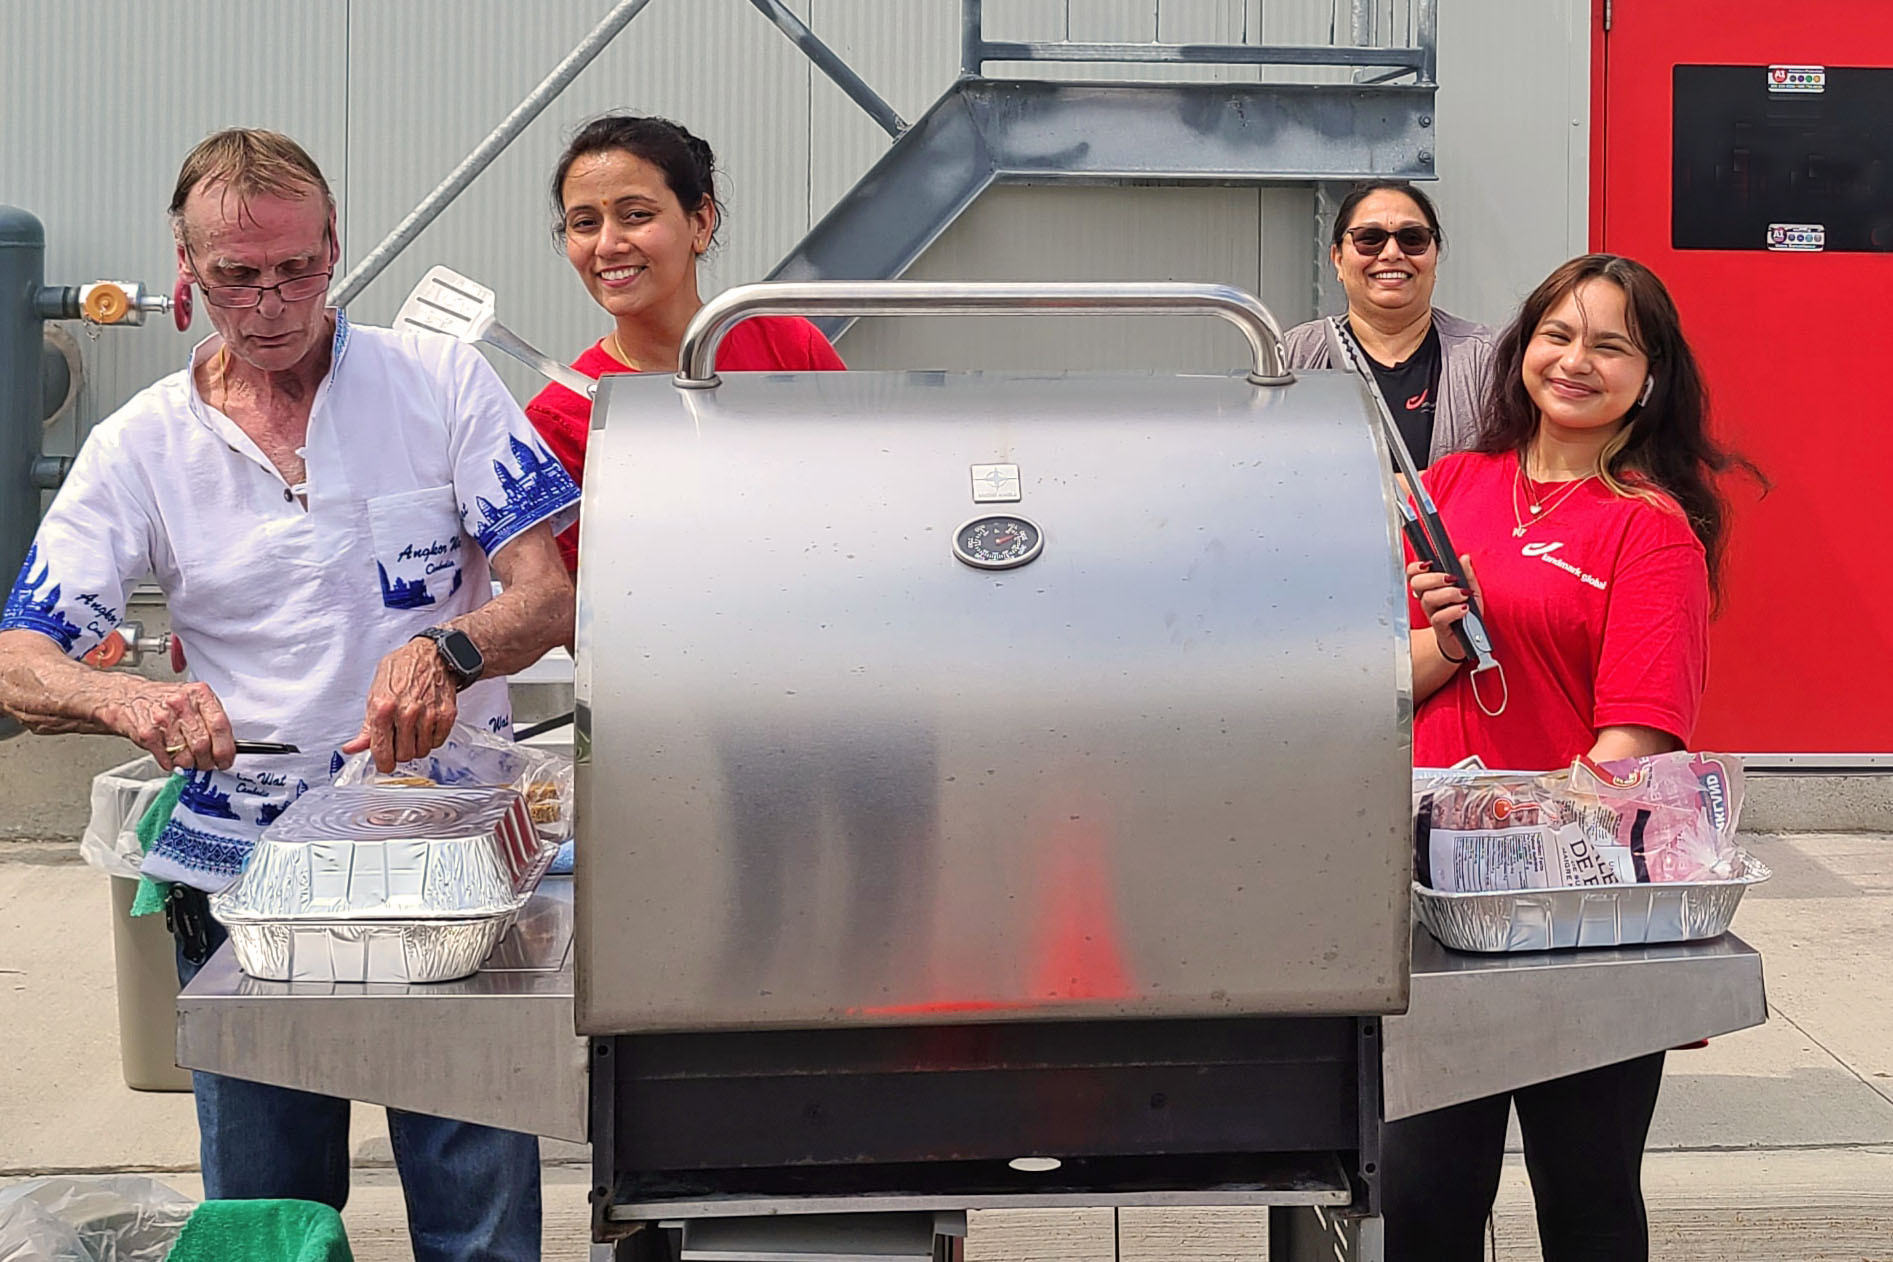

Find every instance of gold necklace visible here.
[1510,460,1594,537]
[605,332,639,370]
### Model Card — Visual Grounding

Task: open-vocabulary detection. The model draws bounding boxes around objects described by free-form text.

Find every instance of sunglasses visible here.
[1344,225,1438,256]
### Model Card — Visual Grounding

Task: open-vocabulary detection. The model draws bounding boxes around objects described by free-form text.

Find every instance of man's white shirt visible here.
[1,312,579,887]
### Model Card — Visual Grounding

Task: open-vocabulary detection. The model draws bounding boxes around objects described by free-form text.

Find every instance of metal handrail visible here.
[330,0,916,306]
[746,0,905,137]
[959,0,1437,84]
[971,40,1429,70]
[673,281,1295,388]
[329,0,659,307]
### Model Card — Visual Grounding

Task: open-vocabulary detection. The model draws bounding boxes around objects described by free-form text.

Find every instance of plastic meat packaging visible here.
[335,721,572,844]
[1412,753,1765,952]
[1415,752,1745,893]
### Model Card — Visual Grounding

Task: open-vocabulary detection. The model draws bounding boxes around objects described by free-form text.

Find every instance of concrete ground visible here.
[2,798,1890,1259]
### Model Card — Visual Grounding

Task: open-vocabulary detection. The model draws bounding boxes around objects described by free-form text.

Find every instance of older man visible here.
[0,129,575,1259]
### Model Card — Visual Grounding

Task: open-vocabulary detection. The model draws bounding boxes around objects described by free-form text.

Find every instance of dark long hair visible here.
[1329,179,1445,251]
[549,114,721,249]
[1476,254,1763,599]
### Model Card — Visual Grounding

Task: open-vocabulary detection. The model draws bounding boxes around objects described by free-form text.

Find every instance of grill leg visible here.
[1268,1206,1384,1262]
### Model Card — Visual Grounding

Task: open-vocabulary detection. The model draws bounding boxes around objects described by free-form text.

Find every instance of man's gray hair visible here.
[168,128,335,244]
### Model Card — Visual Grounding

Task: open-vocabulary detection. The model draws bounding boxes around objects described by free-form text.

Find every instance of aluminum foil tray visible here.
[219,914,515,984]
[1412,857,1771,953]
[208,785,556,983]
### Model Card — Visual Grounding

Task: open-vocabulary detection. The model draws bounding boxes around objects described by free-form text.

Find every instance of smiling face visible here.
[175,183,336,373]
[559,148,715,328]
[1522,278,1651,436]
[1331,189,1439,321]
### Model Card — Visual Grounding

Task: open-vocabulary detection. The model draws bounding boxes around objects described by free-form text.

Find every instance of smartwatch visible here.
[415,626,484,690]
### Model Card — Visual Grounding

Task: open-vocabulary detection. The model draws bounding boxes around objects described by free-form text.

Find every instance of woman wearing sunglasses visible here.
[1283,180,1494,469]
[1395,254,1758,1259]
[526,115,844,573]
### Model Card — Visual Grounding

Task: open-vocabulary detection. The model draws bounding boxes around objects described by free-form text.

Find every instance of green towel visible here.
[165,1199,353,1262]
[129,773,186,917]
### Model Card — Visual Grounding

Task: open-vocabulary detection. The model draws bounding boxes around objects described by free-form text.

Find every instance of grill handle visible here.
[673,280,1295,389]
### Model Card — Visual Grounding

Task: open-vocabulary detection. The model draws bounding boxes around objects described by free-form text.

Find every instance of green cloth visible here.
[129,772,186,917]
[165,1199,353,1262]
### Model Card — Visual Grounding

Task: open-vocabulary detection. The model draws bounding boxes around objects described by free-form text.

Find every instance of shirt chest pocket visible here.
[365,485,465,611]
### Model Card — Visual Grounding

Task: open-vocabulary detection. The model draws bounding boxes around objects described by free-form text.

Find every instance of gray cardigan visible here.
[1281,309,1497,465]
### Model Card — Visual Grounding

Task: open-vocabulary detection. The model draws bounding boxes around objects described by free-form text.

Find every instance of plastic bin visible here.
[108,874,191,1092]
[84,757,191,1093]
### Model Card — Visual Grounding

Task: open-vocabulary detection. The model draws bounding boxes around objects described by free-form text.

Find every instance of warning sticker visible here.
[1767,64,1826,94]
[1767,223,1826,251]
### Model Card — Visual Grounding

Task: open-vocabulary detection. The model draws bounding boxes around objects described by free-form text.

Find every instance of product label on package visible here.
[1432,823,1626,892]
[1431,825,1552,893]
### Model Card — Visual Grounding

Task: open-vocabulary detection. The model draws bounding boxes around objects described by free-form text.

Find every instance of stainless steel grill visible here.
[575,283,1414,1037]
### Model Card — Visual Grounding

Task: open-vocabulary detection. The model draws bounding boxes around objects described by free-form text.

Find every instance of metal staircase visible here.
[768,0,1439,334]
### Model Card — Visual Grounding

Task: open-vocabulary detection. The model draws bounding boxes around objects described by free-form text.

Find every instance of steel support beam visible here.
[769,78,1436,338]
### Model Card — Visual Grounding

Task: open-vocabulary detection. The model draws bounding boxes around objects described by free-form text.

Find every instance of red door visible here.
[1595,1,1893,754]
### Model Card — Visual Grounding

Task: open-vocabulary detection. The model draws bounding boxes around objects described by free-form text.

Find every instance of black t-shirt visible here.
[1357,320,1442,470]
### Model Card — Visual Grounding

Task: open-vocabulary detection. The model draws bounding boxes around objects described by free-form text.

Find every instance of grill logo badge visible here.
[970,463,1022,504]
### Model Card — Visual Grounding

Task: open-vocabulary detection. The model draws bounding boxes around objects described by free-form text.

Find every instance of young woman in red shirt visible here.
[1395,254,1759,1260]
[528,115,844,571]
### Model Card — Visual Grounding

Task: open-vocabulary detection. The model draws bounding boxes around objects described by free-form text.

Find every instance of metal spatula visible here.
[395,265,596,399]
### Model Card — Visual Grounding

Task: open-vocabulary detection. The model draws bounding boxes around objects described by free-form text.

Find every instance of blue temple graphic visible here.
[448,567,463,596]
[472,435,579,554]
[377,561,436,609]
[2,545,84,651]
[254,799,290,827]
[179,770,241,820]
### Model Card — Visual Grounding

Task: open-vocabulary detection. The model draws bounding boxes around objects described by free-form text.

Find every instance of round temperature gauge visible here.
[952,514,1043,570]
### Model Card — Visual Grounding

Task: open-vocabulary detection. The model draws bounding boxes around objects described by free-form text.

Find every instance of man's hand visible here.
[342,637,459,773]
[102,678,238,773]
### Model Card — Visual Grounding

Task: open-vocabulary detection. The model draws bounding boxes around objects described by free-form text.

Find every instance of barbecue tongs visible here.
[1324,318,1497,673]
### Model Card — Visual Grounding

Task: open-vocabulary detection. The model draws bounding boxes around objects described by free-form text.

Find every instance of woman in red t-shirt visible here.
[527,115,845,571]
[1395,255,1759,1260]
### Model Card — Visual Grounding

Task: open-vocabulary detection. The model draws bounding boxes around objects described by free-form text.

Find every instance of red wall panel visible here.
[1594,0,1893,752]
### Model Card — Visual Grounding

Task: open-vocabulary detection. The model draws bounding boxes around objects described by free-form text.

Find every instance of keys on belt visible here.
[165,883,215,966]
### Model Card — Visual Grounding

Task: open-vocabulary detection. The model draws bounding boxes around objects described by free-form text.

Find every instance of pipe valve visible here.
[81,620,186,673]
[36,280,174,328]
[78,281,172,327]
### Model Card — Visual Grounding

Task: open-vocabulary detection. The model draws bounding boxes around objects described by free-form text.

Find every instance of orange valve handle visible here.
[83,283,131,325]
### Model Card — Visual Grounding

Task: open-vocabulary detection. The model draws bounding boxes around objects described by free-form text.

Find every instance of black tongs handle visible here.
[1325,318,1497,671]
[235,740,300,755]
[1396,500,1496,667]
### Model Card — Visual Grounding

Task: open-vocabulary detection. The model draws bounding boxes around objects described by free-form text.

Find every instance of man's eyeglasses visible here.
[184,239,333,309]
[1344,225,1438,257]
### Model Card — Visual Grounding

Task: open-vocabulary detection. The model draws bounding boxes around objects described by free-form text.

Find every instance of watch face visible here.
[437,629,483,676]
[952,515,1043,570]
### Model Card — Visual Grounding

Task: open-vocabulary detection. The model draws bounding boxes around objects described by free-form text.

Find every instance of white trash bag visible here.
[0,1175,193,1262]
[80,756,171,881]
[0,1197,90,1262]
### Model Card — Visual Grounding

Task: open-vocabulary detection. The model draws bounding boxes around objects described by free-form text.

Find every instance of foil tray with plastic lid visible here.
[210,784,555,983]
[1411,855,1772,954]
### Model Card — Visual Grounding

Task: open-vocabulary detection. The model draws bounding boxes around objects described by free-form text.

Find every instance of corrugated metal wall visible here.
[3,0,1588,438]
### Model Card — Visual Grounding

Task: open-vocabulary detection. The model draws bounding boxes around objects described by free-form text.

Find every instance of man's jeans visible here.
[177,913,542,1261]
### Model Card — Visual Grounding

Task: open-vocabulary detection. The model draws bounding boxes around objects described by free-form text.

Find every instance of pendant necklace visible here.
[1511,459,1594,537]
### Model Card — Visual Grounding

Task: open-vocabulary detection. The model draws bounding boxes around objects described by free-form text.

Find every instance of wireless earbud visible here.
[1638,376,1655,408]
